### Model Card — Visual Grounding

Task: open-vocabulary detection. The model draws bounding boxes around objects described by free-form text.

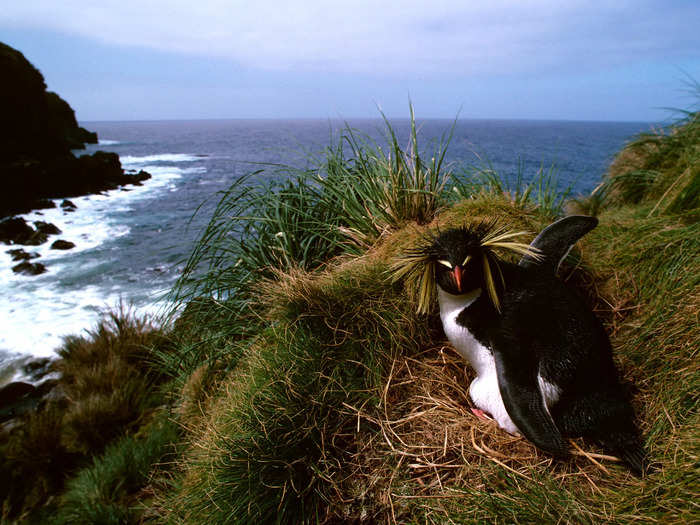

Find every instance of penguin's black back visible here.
[456,261,649,474]
[458,263,616,381]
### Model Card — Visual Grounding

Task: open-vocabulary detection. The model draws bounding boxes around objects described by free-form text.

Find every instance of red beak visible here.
[453,265,463,293]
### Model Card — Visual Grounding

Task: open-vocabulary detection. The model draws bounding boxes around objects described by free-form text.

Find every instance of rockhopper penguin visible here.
[392,216,650,475]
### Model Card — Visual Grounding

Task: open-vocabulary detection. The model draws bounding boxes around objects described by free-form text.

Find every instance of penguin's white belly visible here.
[438,288,521,435]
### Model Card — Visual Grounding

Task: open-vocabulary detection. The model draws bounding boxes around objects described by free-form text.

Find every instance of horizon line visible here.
[79,115,659,125]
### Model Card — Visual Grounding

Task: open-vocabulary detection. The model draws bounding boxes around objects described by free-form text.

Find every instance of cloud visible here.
[2,1,698,75]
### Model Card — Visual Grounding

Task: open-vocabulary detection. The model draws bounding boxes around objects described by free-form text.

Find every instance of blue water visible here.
[0,118,651,374]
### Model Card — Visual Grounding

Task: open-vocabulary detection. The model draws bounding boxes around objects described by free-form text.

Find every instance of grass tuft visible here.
[594,97,700,216]
[0,308,170,522]
[454,158,573,217]
[53,412,179,525]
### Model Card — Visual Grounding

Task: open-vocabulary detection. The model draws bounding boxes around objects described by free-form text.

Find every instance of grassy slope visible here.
[161,200,697,524]
[154,114,697,523]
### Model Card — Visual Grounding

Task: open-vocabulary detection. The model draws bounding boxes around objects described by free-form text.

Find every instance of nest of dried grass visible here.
[337,342,627,522]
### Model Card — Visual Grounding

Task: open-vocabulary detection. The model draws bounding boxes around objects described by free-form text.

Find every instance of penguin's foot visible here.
[471,408,492,421]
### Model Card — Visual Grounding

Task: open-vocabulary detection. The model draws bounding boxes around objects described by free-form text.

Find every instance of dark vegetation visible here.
[0,311,175,523]
[1,101,698,523]
[0,42,150,218]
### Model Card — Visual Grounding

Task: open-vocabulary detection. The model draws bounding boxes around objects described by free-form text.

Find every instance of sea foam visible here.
[0,153,199,362]
[120,153,202,164]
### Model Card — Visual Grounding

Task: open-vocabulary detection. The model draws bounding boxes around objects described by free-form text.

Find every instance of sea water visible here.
[0,118,652,381]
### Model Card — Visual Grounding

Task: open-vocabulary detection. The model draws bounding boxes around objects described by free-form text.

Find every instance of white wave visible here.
[0,151,202,362]
[0,282,172,359]
[1,198,132,268]
[98,139,120,145]
[1,162,196,272]
[120,153,202,165]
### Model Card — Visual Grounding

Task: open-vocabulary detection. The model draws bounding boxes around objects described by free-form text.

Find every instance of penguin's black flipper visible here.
[492,352,569,457]
[618,446,650,477]
[597,424,652,476]
[520,215,598,273]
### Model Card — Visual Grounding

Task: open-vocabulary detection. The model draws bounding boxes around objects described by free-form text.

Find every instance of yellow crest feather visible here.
[390,221,542,314]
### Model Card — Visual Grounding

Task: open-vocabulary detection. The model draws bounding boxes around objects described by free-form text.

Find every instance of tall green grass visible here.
[0,309,170,522]
[595,93,699,216]
[173,108,455,290]
[318,107,453,246]
[454,157,573,217]
[53,412,179,525]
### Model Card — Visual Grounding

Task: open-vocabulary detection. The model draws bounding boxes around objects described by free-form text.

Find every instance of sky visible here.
[1,1,699,122]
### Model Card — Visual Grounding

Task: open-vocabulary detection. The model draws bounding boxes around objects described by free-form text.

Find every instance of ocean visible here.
[0,118,652,381]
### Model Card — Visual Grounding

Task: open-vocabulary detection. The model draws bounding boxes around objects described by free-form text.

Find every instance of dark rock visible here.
[50,239,75,250]
[0,379,62,424]
[0,382,36,423]
[34,199,57,210]
[0,382,35,405]
[60,199,77,210]
[0,217,48,245]
[22,232,49,245]
[120,170,150,188]
[0,217,33,243]
[22,358,54,382]
[12,261,47,275]
[133,170,151,183]
[6,248,40,261]
[34,221,61,235]
[0,43,97,161]
[0,42,152,217]
[0,43,143,218]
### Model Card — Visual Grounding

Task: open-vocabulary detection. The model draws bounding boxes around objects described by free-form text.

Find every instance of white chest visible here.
[438,287,519,433]
[438,288,494,375]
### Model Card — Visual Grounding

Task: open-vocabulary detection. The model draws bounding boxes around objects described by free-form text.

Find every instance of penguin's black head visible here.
[392,221,540,314]
[429,226,487,296]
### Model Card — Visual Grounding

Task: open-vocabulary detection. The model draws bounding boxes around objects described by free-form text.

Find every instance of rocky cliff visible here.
[0,42,149,217]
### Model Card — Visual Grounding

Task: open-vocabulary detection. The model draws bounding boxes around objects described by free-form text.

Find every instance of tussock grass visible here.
[455,158,572,218]
[0,308,171,522]
[0,405,75,520]
[54,412,179,525]
[56,309,169,454]
[319,107,453,247]
[592,100,700,216]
